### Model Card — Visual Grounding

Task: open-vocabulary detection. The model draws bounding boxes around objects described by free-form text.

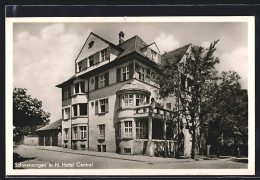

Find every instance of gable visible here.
[76,33,110,63]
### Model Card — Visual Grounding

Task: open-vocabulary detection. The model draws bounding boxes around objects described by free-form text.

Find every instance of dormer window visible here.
[88,41,94,49]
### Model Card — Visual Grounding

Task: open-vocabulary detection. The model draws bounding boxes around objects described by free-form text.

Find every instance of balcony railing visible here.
[135,105,177,121]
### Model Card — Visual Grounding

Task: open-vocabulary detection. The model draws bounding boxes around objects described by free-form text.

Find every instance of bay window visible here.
[136,94,145,106]
[73,126,78,139]
[136,121,146,139]
[124,121,132,138]
[123,94,134,107]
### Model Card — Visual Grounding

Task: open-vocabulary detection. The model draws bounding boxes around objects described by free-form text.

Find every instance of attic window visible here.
[88,41,94,49]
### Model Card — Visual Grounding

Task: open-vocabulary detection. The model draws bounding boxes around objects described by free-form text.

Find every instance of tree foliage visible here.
[155,40,220,158]
[13,88,50,128]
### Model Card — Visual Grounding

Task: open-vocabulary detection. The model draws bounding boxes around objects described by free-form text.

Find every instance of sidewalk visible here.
[36,145,196,163]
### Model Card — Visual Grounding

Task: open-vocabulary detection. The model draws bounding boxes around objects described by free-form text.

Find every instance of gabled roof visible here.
[36,119,62,131]
[163,44,191,65]
[117,35,147,58]
[75,32,123,62]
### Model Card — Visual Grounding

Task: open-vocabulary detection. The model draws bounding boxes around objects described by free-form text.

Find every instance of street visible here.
[13,145,248,169]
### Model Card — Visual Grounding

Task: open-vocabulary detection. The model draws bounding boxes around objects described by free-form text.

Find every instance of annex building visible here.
[56,31,194,157]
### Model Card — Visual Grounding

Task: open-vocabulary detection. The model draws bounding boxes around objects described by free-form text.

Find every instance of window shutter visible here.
[95,100,98,115]
[129,63,133,78]
[116,68,121,82]
[62,89,64,100]
[95,76,99,90]
[105,98,109,113]
[68,86,71,97]
[106,47,110,60]
[105,72,109,86]
[94,52,100,64]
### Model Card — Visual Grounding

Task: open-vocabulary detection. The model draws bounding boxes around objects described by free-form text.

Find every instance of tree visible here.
[204,71,248,156]
[155,40,220,159]
[13,88,50,136]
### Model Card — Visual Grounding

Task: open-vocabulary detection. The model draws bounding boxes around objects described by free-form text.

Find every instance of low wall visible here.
[24,136,39,146]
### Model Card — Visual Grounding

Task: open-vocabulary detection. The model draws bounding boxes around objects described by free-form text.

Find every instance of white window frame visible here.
[101,49,107,61]
[139,67,145,81]
[80,126,87,139]
[136,94,145,106]
[99,124,105,139]
[64,107,70,119]
[124,121,132,138]
[123,94,134,107]
[73,126,78,139]
[89,56,94,67]
[122,66,129,81]
[99,99,106,113]
[136,121,145,139]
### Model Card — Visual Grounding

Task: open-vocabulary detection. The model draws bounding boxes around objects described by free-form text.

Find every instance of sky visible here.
[13,21,248,122]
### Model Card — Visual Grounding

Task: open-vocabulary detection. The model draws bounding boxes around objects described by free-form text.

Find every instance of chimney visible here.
[119,31,125,44]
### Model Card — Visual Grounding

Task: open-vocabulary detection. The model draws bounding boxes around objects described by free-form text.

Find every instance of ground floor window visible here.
[64,128,69,140]
[136,121,147,139]
[80,126,87,139]
[99,124,105,139]
[73,127,78,139]
[124,121,132,138]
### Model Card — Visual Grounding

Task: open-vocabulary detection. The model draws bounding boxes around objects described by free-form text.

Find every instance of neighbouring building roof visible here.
[36,119,62,132]
[163,44,191,65]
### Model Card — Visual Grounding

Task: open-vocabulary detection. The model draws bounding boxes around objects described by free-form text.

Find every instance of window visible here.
[139,67,145,81]
[64,108,70,119]
[124,148,131,154]
[99,124,105,139]
[64,129,69,140]
[124,121,132,138]
[101,49,107,61]
[74,82,85,94]
[136,94,145,106]
[151,50,157,60]
[123,94,134,107]
[100,99,106,113]
[78,61,82,72]
[75,83,79,94]
[136,121,145,139]
[166,103,171,110]
[79,103,87,116]
[79,126,87,139]
[95,98,109,114]
[72,104,78,117]
[73,127,78,139]
[102,145,106,152]
[88,41,94,49]
[89,56,94,67]
[80,82,85,93]
[122,66,129,81]
[97,145,101,152]
[100,75,105,88]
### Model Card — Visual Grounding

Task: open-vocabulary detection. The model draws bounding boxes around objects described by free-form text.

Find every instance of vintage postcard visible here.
[6,16,255,176]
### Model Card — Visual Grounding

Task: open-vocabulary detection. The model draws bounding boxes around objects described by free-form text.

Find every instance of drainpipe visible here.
[70,104,72,150]
[87,77,90,151]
